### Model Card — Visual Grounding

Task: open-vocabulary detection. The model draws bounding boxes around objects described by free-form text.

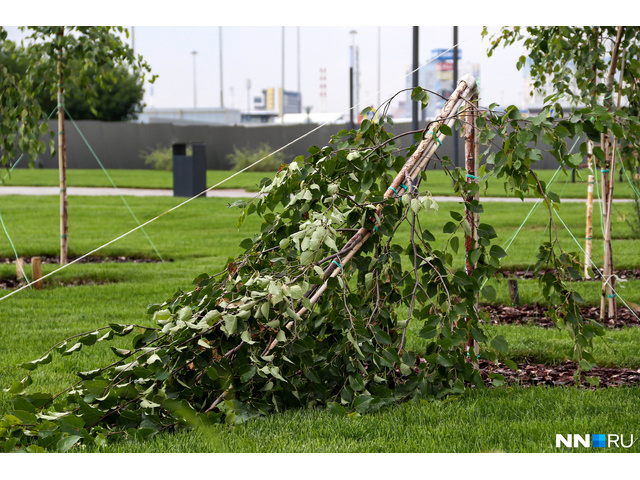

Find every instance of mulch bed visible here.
[0,255,169,289]
[500,268,640,281]
[483,303,640,329]
[1,255,168,265]
[3,255,638,387]
[478,359,640,388]
[0,277,112,290]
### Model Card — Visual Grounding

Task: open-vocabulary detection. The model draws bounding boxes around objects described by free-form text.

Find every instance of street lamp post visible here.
[246,79,252,112]
[349,29,357,129]
[191,50,198,108]
[219,27,224,108]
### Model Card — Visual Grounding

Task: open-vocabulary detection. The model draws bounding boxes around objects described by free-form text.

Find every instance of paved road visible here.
[0,185,632,203]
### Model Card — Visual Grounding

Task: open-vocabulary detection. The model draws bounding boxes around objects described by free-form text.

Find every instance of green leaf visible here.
[489,245,507,259]
[57,435,82,452]
[490,335,509,352]
[579,359,594,372]
[450,236,459,254]
[19,353,52,371]
[349,375,365,392]
[223,315,238,335]
[439,124,453,136]
[62,342,83,356]
[566,153,583,168]
[443,221,457,234]
[503,359,518,370]
[324,237,338,251]
[436,354,453,367]
[239,365,257,383]
[488,373,505,386]
[481,285,496,302]
[327,402,348,416]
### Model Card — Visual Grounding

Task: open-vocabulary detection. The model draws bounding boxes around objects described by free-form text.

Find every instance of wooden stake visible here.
[57,28,69,265]
[32,256,43,290]
[584,174,594,279]
[16,257,26,282]
[507,279,520,306]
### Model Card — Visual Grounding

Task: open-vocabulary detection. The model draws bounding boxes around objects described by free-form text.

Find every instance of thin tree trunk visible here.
[464,93,479,361]
[57,28,68,265]
[600,26,624,320]
[600,139,613,319]
[584,174,594,279]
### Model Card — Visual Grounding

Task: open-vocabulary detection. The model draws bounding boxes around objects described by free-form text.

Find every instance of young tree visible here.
[0,26,155,264]
[484,26,640,320]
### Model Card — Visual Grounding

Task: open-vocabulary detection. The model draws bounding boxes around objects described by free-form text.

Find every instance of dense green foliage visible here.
[485,26,640,242]
[0,39,145,122]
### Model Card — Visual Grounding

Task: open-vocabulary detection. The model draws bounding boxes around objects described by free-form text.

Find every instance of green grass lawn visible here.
[2,166,638,198]
[0,168,274,192]
[0,192,639,453]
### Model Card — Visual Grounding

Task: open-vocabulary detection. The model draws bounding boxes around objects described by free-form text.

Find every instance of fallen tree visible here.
[3,76,630,452]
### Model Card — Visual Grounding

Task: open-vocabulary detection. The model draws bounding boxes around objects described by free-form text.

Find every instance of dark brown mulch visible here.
[479,359,640,388]
[483,303,640,329]
[0,277,112,290]
[499,268,640,281]
[1,255,168,265]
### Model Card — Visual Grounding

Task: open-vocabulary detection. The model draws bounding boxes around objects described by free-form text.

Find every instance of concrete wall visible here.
[19,119,564,170]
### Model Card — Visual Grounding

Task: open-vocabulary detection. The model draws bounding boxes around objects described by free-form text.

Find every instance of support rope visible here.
[553,208,640,322]
[0,154,31,286]
[63,107,164,261]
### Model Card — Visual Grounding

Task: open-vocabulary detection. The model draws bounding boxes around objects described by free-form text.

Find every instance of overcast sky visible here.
[128,25,526,113]
[4,1,625,118]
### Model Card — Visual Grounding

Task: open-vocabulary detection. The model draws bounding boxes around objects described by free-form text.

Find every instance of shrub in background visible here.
[141,145,193,171]
[227,143,288,172]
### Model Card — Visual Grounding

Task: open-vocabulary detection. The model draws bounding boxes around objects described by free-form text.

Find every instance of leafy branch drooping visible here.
[3,74,633,452]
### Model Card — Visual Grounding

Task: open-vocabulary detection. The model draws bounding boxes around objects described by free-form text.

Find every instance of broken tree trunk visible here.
[266,75,479,353]
[301,75,478,314]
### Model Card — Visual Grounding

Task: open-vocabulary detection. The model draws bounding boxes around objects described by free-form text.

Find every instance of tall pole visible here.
[297,26,301,94]
[412,26,419,133]
[57,27,68,265]
[377,27,381,109]
[219,27,224,108]
[191,50,198,108]
[281,26,285,124]
[349,30,357,129]
[246,79,251,112]
[453,26,459,170]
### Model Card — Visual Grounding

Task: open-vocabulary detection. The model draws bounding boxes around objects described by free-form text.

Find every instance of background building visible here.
[398,48,480,120]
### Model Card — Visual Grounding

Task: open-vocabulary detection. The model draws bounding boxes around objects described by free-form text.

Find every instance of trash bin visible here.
[173,143,207,198]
